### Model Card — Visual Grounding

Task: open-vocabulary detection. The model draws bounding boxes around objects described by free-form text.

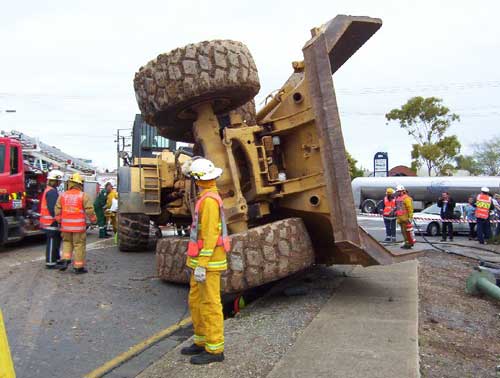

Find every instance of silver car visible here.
[414,203,470,236]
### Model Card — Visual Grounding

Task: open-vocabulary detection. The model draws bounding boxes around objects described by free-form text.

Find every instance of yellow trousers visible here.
[189,271,224,354]
[61,232,87,268]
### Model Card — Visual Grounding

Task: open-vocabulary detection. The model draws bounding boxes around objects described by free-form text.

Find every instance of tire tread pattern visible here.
[118,214,156,252]
[134,40,260,141]
[156,218,315,294]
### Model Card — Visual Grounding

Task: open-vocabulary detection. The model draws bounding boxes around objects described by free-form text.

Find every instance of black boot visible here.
[58,260,70,271]
[190,351,224,365]
[181,344,205,355]
[74,267,88,274]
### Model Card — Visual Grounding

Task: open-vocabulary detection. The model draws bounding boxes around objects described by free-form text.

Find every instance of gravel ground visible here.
[136,265,353,378]
[418,248,500,378]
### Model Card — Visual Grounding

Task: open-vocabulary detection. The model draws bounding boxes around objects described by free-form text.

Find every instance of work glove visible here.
[194,266,207,283]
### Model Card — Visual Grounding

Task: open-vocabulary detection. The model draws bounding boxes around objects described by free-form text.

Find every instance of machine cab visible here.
[0,137,26,212]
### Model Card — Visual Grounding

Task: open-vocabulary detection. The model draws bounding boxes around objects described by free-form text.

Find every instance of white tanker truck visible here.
[352,176,500,214]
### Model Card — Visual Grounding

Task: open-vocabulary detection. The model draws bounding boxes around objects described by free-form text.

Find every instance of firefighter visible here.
[395,184,415,249]
[105,184,119,234]
[94,182,113,238]
[55,173,97,274]
[473,187,494,244]
[377,187,397,242]
[180,158,230,365]
[40,169,64,268]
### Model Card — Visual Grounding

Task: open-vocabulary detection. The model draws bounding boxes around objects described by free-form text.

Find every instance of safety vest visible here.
[383,196,396,218]
[40,186,57,229]
[60,189,86,233]
[395,193,409,217]
[187,191,231,257]
[475,193,492,219]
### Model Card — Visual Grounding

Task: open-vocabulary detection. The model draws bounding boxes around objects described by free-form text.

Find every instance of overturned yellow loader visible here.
[118,15,418,293]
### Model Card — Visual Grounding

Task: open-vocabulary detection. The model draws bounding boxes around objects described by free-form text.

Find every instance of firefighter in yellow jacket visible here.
[105,185,119,234]
[181,158,230,365]
[395,184,415,249]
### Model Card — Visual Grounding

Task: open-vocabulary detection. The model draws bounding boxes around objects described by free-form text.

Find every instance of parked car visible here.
[414,203,469,236]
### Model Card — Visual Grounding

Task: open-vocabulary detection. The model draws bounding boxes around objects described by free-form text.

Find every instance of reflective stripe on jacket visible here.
[60,189,86,232]
[186,188,229,272]
[395,193,414,223]
[187,191,230,256]
[383,196,396,218]
[395,194,408,216]
[475,193,492,219]
[40,186,56,229]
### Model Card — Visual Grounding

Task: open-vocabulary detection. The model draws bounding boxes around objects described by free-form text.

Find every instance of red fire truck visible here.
[0,136,48,245]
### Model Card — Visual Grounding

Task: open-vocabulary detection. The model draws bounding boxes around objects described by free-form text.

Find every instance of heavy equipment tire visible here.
[118,213,156,252]
[134,40,260,142]
[156,218,315,294]
[361,199,377,214]
[227,99,257,126]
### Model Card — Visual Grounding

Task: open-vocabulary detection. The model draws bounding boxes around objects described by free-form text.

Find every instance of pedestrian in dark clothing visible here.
[473,187,495,244]
[464,196,477,240]
[437,192,456,242]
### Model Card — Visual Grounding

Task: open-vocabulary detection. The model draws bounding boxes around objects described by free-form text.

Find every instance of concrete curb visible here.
[267,261,420,378]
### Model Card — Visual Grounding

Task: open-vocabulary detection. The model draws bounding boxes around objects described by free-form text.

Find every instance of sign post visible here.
[373,152,389,177]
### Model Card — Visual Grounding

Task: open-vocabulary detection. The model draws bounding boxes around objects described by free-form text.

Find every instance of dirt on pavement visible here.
[418,251,500,378]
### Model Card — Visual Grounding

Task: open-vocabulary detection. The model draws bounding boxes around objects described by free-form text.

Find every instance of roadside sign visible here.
[373,152,389,177]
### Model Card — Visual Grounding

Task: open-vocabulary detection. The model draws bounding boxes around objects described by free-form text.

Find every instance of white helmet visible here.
[187,158,223,181]
[481,187,490,193]
[396,184,405,191]
[47,170,64,181]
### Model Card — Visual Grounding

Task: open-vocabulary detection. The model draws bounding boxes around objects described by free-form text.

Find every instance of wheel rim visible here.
[428,223,438,236]
[363,201,375,213]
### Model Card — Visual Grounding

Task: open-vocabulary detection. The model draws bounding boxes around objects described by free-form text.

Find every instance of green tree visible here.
[455,155,482,176]
[385,96,461,176]
[347,152,364,179]
[472,136,500,175]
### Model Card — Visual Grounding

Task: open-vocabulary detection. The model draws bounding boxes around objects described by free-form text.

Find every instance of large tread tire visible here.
[227,99,257,126]
[156,218,314,294]
[134,40,260,142]
[118,213,156,252]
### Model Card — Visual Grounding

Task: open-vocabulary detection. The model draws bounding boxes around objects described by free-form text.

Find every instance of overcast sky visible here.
[1,0,499,171]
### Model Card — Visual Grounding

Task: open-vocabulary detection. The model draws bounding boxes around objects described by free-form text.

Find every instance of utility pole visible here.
[116,129,121,172]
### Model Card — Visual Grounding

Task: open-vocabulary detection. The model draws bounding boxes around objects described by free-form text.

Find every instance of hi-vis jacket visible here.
[55,187,96,232]
[395,193,414,223]
[40,186,58,230]
[186,186,229,272]
[475,193,493,219]
[382,196,396,219]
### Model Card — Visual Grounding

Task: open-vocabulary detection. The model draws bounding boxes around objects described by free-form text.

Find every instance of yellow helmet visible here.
[69,173,84,185]
[386,187,395,195]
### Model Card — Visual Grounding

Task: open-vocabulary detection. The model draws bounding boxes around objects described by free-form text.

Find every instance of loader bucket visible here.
[303,15,419,266]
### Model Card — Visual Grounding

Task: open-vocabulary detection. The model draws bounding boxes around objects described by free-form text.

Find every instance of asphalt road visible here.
[0,230,189,378]
[0,218,474,378]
